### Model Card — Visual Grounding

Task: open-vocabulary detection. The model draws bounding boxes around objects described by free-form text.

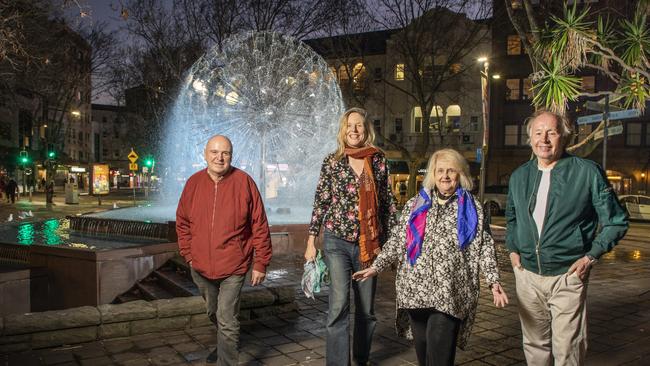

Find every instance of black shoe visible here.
[206,346,218,363]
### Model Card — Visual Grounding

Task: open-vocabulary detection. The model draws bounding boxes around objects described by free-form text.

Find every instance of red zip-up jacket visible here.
[176,167,272,279]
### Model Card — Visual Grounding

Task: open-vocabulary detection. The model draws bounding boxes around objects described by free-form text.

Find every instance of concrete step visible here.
[153,267,199,297]
[135,278,175,300]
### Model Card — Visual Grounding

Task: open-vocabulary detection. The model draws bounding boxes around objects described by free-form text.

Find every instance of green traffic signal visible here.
[48,151,56,158]
[20,156,29,164]
[145,158,154,167]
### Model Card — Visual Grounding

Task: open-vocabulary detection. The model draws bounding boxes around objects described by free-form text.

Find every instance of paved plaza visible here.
[1,195,649,365]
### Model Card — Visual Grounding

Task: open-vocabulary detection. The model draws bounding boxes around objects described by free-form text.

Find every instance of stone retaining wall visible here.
[0,285,295,353]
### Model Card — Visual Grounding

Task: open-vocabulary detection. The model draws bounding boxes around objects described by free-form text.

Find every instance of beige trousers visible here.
[514,267,588,366]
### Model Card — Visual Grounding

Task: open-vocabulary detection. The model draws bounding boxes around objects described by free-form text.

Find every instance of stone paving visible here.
[2,223,650,365]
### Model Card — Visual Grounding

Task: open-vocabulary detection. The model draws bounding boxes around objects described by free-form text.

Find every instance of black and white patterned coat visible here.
[371,191,500,349]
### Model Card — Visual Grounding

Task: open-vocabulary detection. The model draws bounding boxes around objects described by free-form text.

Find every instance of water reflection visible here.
[599,248,644,263]
[43,219,65,245]
[17,223,34,245]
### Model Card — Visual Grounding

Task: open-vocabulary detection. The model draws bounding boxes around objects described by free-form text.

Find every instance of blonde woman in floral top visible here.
[354,149,508,366]
[305,107,397,366]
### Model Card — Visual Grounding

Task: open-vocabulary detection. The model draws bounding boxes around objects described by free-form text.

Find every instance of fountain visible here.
[0,31,344,314]
[160,31,343,221]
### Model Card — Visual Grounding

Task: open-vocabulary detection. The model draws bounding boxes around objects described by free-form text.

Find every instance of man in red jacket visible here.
[176,134,272,365]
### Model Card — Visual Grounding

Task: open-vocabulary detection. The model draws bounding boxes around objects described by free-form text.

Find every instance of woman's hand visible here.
[304,235,317,262]
[491,283,509,308]
[352,268,378,282]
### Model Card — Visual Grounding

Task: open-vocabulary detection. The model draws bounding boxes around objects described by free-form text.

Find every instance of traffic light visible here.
[18,150,30,166]
[144,157,154,167]
[47,144,56,159]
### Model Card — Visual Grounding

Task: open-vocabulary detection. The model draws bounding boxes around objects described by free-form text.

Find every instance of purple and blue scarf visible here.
[406,187,478,265]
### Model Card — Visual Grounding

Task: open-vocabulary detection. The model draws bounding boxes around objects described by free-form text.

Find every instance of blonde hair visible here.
[422,148,474,191]
[334,107,376,160]
[525,109,574,146]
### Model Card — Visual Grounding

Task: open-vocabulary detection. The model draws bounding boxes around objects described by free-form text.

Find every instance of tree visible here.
[505,0,649,156]
[367,0,491,195]
[107,0,351,158]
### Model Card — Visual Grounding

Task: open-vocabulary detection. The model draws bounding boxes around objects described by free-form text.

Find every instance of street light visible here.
[478,57,490,208]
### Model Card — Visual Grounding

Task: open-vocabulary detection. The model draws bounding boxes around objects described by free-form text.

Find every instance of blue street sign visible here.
[476,148,482,163]
[577,109,641,125]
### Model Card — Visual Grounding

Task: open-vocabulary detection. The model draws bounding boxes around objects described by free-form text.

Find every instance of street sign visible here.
[585,100,623,112]
[476,148,482,163]
[142,166,148,173]
[129,163,138,171]
[577,109,641,125]
[25,168,32,175]
[128,149,139,163]
[594,124,624,140]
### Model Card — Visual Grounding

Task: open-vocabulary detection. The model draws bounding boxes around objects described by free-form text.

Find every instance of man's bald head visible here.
[205,135,232,153]
[204,135,233,179]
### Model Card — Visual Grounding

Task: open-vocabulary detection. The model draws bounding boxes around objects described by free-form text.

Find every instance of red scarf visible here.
[345,146,381,268]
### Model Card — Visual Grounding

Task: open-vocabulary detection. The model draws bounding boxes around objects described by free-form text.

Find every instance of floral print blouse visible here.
[309,152,398,244]
[371,191,500,349]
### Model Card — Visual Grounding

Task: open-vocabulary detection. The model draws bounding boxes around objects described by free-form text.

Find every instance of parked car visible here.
[619,195,650,220]
[483,185,509,216]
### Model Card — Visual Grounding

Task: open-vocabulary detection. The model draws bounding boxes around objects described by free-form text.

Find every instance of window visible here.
[470,116,480,132]
[626,123,642,146]
[78,131,83,141]
[102,116,107,123]
[507,35,522,55]
[446,105,462,132]
[395,64,405,80]
[395,118,403,133]
[352,62,367,91]
[413,107,443,133]
[506,79,521,101]
[373,119,381,134]
[102,148,108,158]
[505,125,520,146]
[522,78,533,100]
[373,68,382,82]
[338,65,349,82]
[430,106,443,131]
[449,63,462,75]
[581,76,596,93]
[114,150,120,158]
[414,116,423,133]
[646,123,650,145]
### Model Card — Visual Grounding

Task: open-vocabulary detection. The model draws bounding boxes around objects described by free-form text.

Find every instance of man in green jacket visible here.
[506,110,628,365]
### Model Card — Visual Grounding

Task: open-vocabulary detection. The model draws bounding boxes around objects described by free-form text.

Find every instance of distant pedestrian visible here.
[46,180,54,204]
[5,178,18,204]
[506,110,629,365]
[176,134,272,365]
[399,181,407,204]
[0,177,5,201]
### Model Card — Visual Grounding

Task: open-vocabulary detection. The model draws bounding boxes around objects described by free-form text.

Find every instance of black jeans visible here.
[407,308,461,366]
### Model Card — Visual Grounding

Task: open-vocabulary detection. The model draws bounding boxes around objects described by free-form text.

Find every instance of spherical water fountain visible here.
[160,31,344,224]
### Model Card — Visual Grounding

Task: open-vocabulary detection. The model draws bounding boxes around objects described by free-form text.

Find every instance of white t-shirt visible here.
[533,166,553,238]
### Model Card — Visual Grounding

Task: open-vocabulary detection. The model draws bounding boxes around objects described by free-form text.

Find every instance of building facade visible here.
[306,9,490,191]
[488,0,650,194]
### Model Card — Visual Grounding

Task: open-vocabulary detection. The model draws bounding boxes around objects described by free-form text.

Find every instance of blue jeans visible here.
[323,231,377,366]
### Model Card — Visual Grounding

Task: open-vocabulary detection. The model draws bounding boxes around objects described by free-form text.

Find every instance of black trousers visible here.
[407,308,462,366]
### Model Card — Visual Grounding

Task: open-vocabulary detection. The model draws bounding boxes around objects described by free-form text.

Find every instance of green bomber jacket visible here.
[505,153,629,275]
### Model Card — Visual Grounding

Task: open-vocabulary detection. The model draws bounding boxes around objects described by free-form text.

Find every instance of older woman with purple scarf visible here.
[353,148,508,366]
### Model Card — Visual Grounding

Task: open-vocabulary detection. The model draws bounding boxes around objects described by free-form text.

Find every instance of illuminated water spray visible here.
[161,31,344,223]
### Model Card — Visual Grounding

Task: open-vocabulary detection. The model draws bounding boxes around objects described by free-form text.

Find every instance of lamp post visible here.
[477,57,490,207]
